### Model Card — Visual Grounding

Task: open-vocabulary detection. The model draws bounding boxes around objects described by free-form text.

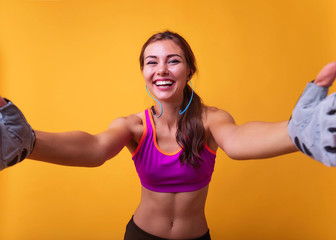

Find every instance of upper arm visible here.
[207,107,297,160]
[95,116,136,161]
[207,107,238,156]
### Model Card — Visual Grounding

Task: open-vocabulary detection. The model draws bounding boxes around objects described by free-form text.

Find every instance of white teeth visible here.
[155,80,174,86]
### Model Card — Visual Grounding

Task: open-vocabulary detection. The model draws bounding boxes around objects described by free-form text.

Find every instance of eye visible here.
[168,59,180,64]
[146,61,157,65]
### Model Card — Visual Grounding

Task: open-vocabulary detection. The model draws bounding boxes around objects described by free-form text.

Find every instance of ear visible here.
[187,68,192,80]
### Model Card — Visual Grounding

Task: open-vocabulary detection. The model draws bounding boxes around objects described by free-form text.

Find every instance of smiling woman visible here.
[140,31,205,169]
[1,30,336,240]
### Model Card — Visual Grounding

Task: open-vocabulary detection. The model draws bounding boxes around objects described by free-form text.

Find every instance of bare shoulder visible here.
[202,106,235,128]
[201,106,236,151]
[108,112,142,127]
[108,112,143,135]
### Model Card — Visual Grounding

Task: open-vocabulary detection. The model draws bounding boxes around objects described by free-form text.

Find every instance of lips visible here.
[153,79,175,88]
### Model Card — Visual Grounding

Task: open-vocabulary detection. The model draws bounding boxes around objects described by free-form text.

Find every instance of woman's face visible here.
[142,40,189,103]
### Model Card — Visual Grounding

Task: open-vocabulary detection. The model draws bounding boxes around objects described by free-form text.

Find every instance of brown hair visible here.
[139,30,205,168]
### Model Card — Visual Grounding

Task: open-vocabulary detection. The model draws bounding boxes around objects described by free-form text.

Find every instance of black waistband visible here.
[124,216,211,240]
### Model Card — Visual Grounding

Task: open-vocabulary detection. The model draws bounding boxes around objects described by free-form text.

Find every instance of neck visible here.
[152,102,182,128]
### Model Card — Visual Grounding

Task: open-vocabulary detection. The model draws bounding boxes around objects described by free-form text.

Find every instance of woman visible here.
[1,31,336,240]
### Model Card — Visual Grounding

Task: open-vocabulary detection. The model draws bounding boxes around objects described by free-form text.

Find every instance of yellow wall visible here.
[1,0,336,239]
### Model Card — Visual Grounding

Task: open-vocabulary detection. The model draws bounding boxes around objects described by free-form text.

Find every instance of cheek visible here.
[175,68,189,80]
[142,69,151,80]
[171,65,189,78]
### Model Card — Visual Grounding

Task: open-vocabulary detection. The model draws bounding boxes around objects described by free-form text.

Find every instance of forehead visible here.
[144,40,184,58]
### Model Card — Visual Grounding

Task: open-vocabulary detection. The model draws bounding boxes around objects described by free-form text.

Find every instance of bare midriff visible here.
[133,185,209,239]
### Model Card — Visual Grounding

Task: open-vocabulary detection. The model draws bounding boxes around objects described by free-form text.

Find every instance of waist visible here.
[133,210,208,239]
[132,186,209,239]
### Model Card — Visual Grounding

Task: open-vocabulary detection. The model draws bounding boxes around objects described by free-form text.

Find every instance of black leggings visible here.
[124,216,211,240]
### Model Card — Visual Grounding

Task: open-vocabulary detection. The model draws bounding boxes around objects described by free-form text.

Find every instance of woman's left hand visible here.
[288,61,336,166]
[314,62,336,87]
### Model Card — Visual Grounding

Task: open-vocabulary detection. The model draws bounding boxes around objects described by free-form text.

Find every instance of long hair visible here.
[139,30,205,168]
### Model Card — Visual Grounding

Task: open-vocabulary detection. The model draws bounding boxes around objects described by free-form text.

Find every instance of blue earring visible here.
[146,85,163,118]
[179,80,194,115]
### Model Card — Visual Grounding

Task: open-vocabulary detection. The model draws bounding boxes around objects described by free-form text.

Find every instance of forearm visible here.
[29,130,106,167]
[226,121,298,160]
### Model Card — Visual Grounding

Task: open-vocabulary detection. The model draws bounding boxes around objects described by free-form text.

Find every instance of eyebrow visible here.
[144,54,183,60]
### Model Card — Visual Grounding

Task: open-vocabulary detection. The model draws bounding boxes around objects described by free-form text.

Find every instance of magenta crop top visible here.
[131,109,216,193]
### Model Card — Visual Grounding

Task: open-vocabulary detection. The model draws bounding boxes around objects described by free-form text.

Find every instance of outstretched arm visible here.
[29,117,133,167]
[208,108,297,160]
[0,97,134,168]
[209,61,336,161]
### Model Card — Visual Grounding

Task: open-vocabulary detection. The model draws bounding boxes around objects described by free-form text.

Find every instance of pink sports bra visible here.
[131,109,216,193]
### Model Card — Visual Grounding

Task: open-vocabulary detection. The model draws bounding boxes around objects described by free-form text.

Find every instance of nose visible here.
[157,62,169,75]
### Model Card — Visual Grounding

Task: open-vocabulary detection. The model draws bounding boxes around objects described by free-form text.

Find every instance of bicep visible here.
[208,109,238,155]
[223,121,296,159]
[208,109,297,160]
[95,117,134,160]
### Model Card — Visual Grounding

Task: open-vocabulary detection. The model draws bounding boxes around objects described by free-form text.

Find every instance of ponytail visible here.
[176,84,205,168]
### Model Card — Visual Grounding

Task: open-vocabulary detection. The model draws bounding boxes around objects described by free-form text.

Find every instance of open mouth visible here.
[154,80,175,88]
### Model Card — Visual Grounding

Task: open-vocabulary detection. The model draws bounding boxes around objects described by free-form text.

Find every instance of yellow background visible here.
[1,0,336,239]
